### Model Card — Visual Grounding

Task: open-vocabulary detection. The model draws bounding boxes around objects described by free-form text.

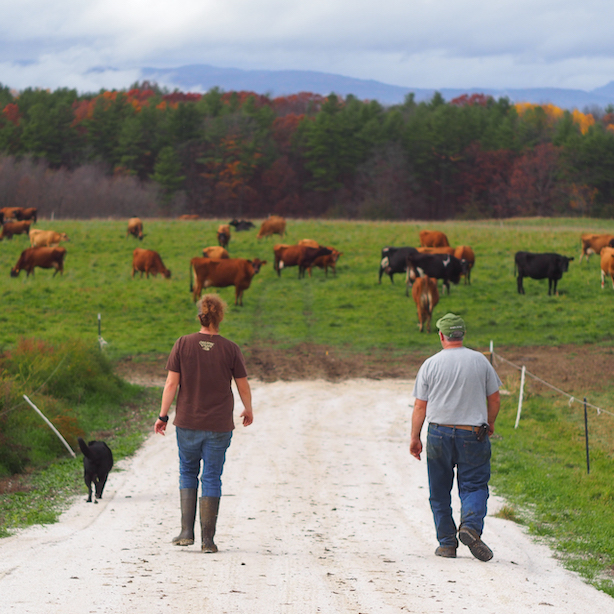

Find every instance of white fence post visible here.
[514,365,526,429]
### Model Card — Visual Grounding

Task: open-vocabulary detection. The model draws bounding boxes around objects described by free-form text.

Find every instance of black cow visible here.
[379,246,418,284]
[230,218,255,231]
[405,253,463,296]
[514,251,574,295]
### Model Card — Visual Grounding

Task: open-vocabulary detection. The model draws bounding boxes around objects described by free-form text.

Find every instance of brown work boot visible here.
[435,545,457,558]
[458,526,493,561]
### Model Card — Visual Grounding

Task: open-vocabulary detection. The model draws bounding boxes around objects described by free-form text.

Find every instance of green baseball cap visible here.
[436,313,466,338]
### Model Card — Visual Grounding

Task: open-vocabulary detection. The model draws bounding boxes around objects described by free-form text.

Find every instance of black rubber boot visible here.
[200,496,220,553]
[172,488,197,546]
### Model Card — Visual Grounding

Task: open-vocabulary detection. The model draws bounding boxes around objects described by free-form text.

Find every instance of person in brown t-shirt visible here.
[154,294,253,553]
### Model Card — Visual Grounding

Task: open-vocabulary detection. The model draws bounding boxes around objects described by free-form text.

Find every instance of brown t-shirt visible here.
[166,332,248,432]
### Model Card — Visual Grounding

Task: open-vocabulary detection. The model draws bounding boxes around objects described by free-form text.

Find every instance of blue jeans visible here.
[426,423,491,547]
[176,427,233,497]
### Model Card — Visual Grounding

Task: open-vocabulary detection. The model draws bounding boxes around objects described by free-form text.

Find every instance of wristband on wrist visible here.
[158,415,169,423]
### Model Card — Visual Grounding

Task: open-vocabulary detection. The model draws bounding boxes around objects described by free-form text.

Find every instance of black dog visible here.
[77,438,114,503]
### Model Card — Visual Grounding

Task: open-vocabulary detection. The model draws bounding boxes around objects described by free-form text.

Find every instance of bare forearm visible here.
[235,377,254,426]
[487,391,500,434]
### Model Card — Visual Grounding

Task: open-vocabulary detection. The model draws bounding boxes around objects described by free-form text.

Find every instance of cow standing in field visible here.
[419,230,450,248]
[514,251,574,295]
[202,246,229,259]
[132,249,171,279]
[257,215,286,239]
[1,221,32,240]
[453,245,476,284]
[10,247,66,277]
[600,247,614,289]
[127,218,144,240]
[230,219,255,231]
[309,249,343,277]
[273,244,332,278]
[379,246,418,284]
[217,224,231,248]
[29,229,69,247]
[579,233,614,263]
[190,257,267,305]
[412,276,439,333]
[0,207,24,222]
[405,252,463,296]
[15,208,37,223]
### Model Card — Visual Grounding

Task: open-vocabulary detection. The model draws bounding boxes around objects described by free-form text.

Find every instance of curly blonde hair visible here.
[198,294,226,329]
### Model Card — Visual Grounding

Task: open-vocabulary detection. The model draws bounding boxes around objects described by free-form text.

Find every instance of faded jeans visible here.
[426,423,491,547]
[176,427,233,497]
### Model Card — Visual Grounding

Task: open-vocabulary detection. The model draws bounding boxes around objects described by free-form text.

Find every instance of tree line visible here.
[1,82,614,220]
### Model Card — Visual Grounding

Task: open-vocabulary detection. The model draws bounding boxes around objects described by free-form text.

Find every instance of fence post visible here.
[514,365,526,429]
[489,340,494,364]
[584,397,590,475]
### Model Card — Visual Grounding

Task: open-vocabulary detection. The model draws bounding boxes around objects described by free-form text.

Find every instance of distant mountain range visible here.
[141,64,614,110]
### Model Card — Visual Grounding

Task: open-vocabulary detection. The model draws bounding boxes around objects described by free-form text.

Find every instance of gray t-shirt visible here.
[412,346,502,426]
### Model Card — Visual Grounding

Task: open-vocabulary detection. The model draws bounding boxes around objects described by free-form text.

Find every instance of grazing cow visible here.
[257,215,286,239]
[412,276,439,333]
[229,218,255,231]
[217,224,231,248]
[579,233,614,263]
[600,247,614,289]
[29,229,69,247]
[127,217,144,240]
[309,249,343,277]
[190,257,267,305]
[202,246,230,259]
[10,247,66,277]
[132,248,171,279]
[405,252,463,296]
[379,246,419,284]
[15,207,37,223]
[273,244,332,278]
[419,230,450,248]
[514,251,574,296]
[1,220,32,240]
[0,207,24,222]
[178,214,200,220]
[453,245,476,284]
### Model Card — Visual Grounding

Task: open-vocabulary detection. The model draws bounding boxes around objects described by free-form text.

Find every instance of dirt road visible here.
[1,379,612,613]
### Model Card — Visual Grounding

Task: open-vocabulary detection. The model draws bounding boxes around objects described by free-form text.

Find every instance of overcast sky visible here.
[2,0,614,94]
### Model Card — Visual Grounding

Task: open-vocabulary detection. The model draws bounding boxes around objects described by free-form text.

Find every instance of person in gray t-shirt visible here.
[410,313,501,562]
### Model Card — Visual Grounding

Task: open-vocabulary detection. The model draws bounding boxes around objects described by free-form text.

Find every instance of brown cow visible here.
[412,276,439,333]
[202,246,230,259]
[600,247,614,289]
[580,233,614,263]
[419,230,450,248]
[453,245,476,284]
[190,257,267,305]
[308,249,343,277]
[15,207,37,223]
[0,207,25,222]
[29,229,69,247]
[1,221,32,240]
[217,224,231,248]
[257,215,286,239]
[127,217,144,240]
[273,244,332,278]
[417,246,455,255]
[178,214,200,220]
[10,247,66,277]
[132,248,171,279]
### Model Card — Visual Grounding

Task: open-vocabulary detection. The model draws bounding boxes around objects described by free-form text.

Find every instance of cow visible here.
[127,217,144,240]
[405,252,463,296]
[309,249,343,277]
[412,275,439,333]
[579,233,614,263]
[132,248,171,279]
[10,247,66,278]
[419,230,450,248]
[514,251,574,296]
[29,229,69,248]
[178,214,200,220]
[1,221,32,240]
[217,224,231,248]
[273,244,332,278]
[190,257,267,306]
[600,247,614,289]
[0,207,24,222]
[379,246,418,284]
[15,207,37,223]
[257,215,286,239]
[202,246,230,259]
[453,245,476,284]
[229,218,255,231]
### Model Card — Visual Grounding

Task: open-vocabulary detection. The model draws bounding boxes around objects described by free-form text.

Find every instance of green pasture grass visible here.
[1,217,613,359]
[492,392,614,596]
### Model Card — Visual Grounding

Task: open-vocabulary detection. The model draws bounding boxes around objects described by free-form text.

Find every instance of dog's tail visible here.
[78,437,92,459]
